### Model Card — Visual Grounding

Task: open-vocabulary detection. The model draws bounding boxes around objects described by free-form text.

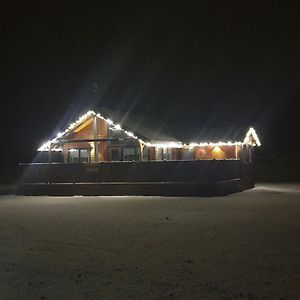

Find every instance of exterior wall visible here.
[97,119,109,162]
[98,141,109,161]
[107,140,141,161]
[60,142,244,163]
[172,148,182,160]
[181,148,195,160]
[148,147,157,161]
[57,115,246,163]
[62,142,92,162]
[142,146,148,161]
[142,147,181,161]
[241,145,253,164]
[124,145,244,161]
[194,145,242,160]
[61,117,109,163]
[98,119,109,138]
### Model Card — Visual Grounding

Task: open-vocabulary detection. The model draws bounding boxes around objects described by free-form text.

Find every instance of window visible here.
[123,147,139,161]
[68,149,79,163]
[157,148,172,160]
[80,149,90,163]
[68,149,90,163]
[182,149,194,160]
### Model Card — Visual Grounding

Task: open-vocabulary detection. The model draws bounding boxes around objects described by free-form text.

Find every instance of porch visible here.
[17,160,254,196]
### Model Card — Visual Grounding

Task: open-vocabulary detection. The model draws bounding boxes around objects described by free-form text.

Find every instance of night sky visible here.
[1,2,299,171]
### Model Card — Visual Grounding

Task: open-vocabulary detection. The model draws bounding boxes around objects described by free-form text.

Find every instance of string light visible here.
[38,110,96,151]
[114,124,122,130]
[106,119,113,125]
[38,111,261,151]
[243,127,261,146]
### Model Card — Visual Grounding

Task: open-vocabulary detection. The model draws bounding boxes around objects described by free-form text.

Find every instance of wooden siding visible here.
[148,147,157,161]
[62,117,109,162]
[66,117,108,140]
[172,148,182,160]
[194,145,242,160]
[99,141,109,161]
[58,115,245,163]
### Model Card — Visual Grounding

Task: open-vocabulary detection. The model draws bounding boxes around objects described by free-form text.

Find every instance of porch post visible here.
[93,116,99,162]
[48,143,52,164]
[139,142,144,161]
[48,143,52,184]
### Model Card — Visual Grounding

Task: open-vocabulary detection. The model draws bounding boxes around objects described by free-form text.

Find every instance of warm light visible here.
[211,145,225,159]
[212,146,222,153]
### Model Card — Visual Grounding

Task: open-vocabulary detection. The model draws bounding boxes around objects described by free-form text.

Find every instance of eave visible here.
[38,111,261,151]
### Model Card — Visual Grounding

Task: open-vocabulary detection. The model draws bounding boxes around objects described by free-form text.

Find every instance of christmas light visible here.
[106,119,113,125]
[187,141,244,149]
[244,127,261,146]
[37,110,261,151]
[38,110,95,151]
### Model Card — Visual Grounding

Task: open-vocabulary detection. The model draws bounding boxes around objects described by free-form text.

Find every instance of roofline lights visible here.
[38,110,96,151]
[38,111,261,151]
[243,127,261,147]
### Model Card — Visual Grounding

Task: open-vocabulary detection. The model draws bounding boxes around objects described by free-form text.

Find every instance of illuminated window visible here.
[80,149,90,163]
[68,149,79,163]
[68,149,90,163]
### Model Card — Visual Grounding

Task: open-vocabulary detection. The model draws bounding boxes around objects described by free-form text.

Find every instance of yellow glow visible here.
[212,146,222,153]
[211,145,225,159]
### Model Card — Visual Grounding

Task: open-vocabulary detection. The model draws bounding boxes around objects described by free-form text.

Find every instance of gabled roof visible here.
[38,111,182,151]
[98,107,180,142]
[38,110,261,151]
[180,126,261,146]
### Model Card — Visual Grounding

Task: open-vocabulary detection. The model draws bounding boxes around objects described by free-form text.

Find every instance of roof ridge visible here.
[37,110,261,151]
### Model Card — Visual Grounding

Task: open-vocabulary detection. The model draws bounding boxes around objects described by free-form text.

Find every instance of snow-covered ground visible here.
[0,183,299,299]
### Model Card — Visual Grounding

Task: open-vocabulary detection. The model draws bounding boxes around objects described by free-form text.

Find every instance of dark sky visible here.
[1,2,299,168]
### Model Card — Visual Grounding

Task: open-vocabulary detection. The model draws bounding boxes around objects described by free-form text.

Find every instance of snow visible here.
[0,183,299,299]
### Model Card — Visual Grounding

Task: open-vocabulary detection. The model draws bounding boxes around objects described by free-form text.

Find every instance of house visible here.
[37,110,261,164]
[17,110,261,196]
